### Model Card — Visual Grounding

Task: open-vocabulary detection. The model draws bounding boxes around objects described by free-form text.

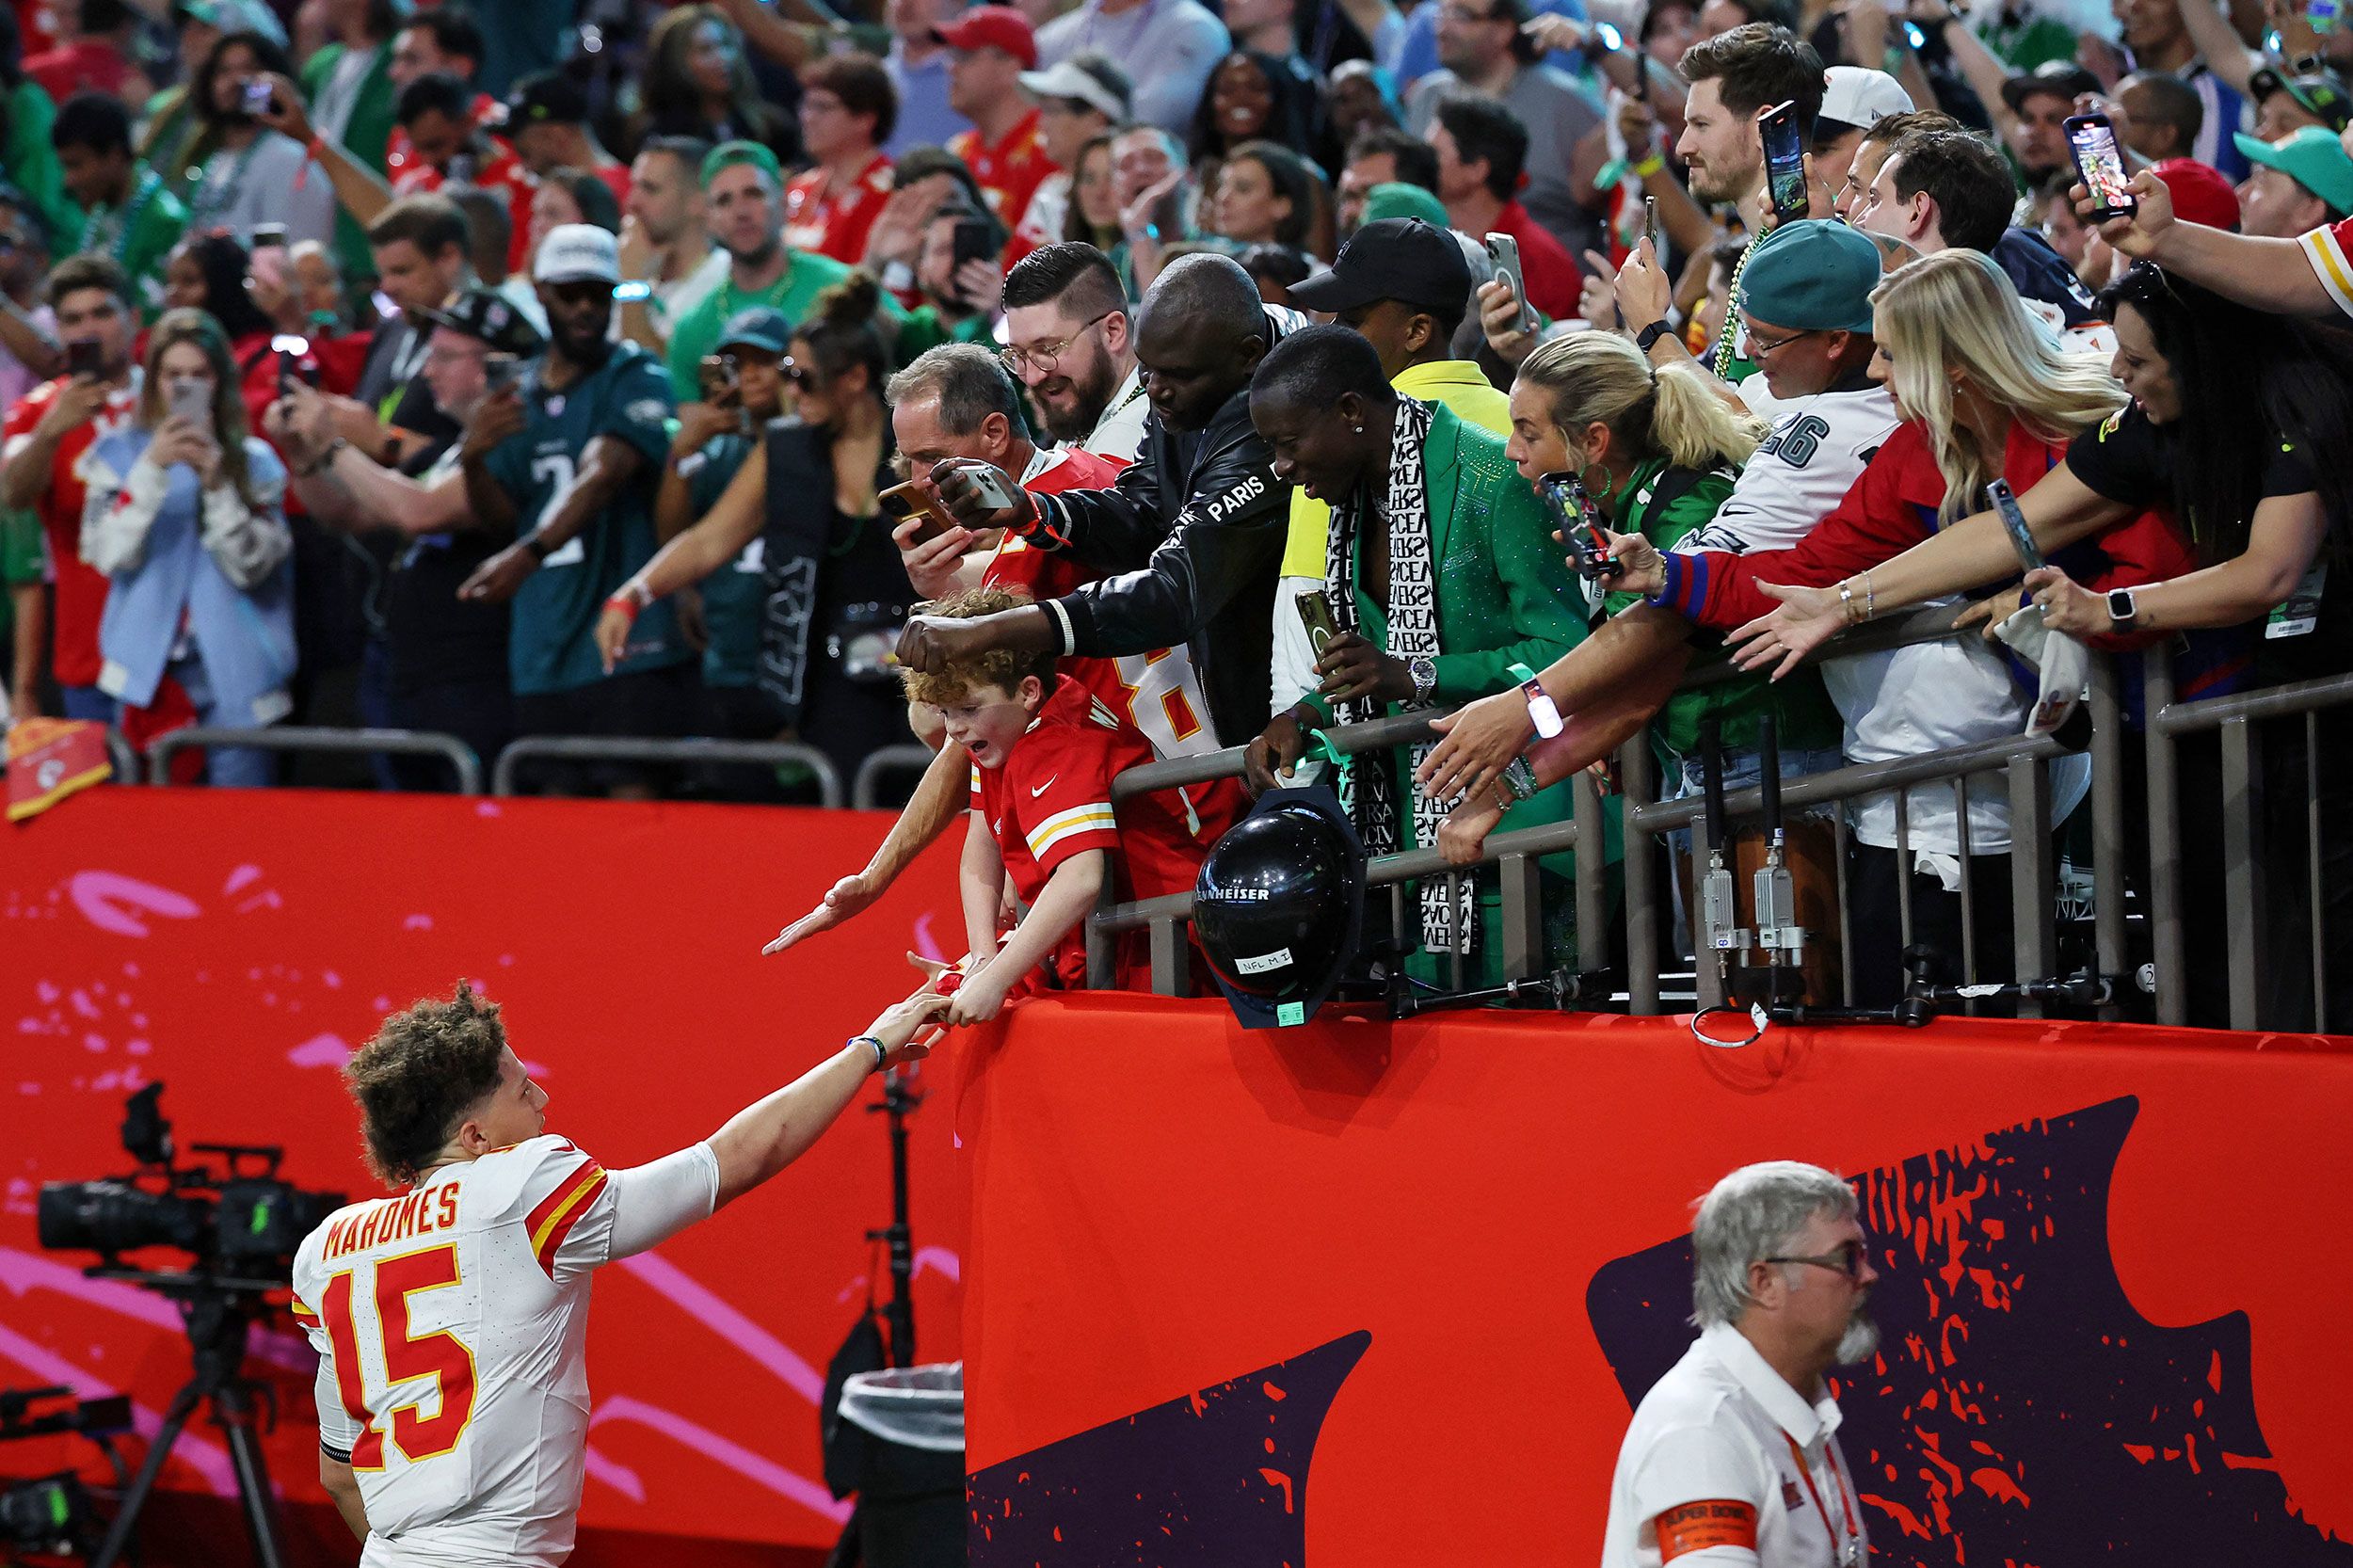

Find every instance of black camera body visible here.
[37,1083,342,1278]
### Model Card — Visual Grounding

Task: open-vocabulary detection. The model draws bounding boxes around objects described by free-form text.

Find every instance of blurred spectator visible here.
[606,274,913,784]
[160,231,273,374]
[1225,0,1400,88]
[269,288,544,786]
[0,253,140,721]
[2235,127,2353,239]
[246,236,371,388]
[1190,49,1325,180]
[881,0,975,155]
[0,185,56,410]
[1324,59,1401,168]
[529,167,625,268]
[1405,0,1603,258]
[2113,0,2247,178]
[2033,166,2103,290]
[1033,0,1230,136]
[865,144,998,296]
[0,21,74,256]
[2249,67,2352,141]
[446,184,547,338]
[139,0,289,190]
[451,225,693,797]
[344,196,474,466]
[1429,92,1582,317]
[666,139,888,402]
[1000,240,1147,457]
[940,7,1057,229]
[2114,70,2202,165]
[80,309,294,783]
[1390,0,1593,92]
[387,74,537,279]
[23,0,146,105]
[171,33,337,248]
[383,9,489,188]
[1011,52,1132,262]
[1106,122,1194,292]
[1994,61,2095,189]
[634,5,798,165]
[53,92,191,319]
[616,136,721,354]
[1060,131,1123,248]
[1239,240,1312,303]
[1336,124,1439,235]
[649,306,788,746]
[784,54,899,264]
[1205,141,1320,250]
[300,0,402,281]
[902,200,1007,355]
[504,72,630,206]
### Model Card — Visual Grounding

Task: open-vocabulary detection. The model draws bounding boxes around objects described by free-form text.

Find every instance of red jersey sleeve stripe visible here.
[530,1168,609,1276]
[524,1158,606,1246]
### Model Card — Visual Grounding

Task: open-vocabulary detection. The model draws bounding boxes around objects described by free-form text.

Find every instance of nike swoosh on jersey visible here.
[1032,776,1058,796]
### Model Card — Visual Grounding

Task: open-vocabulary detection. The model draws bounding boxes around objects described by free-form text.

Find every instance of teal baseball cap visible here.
[1737,219,1881,334]
[2234,126,2353,218]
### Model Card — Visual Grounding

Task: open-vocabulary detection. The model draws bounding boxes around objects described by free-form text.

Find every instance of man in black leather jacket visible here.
[897,253,1297,747]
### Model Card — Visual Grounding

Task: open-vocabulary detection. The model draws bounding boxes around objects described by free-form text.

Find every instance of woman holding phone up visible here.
[80,308,295,784]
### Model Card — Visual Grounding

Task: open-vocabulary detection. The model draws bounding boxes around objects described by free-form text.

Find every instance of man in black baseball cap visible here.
[2249,65,2353,139]
[1272,216,1514,720]
[1998,61,2100,186]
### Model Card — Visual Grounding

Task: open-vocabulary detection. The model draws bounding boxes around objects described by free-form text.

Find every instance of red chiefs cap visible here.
[2151,157,2242,232]
[932,6,1037,69]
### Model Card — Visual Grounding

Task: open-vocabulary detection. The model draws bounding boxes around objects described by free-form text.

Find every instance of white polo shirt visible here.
[1600,1322,1869,1568]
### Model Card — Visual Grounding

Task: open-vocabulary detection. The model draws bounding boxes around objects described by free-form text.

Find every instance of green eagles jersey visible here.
[684,430,765,688]
[485,344,692,695]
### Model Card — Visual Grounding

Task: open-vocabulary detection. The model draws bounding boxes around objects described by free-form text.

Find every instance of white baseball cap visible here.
[1817,66,1913,134]
[533,224,621,286]
[1016,57,1131,122]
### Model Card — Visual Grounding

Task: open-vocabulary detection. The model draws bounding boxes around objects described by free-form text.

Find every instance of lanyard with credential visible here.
[1782,1432,1864,1568]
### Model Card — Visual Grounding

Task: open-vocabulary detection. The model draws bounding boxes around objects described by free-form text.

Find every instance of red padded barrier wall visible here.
[1,788,968,1566]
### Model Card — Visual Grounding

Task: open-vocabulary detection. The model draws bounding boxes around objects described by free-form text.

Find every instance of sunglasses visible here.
[1766,1240,1869,1278]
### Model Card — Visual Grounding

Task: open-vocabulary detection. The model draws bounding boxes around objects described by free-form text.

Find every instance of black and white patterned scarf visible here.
[1322,394,1473,955]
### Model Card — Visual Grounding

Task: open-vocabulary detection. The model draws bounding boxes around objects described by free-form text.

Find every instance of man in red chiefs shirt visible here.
[0,254,140,721]
[386,73,537,277]
[764,342,1240,959]
[936,7,1058,232]
[785,54,900,265]
[382,9,498,187]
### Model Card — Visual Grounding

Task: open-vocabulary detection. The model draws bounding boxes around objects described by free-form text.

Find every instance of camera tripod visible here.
[88,1270,289,1568]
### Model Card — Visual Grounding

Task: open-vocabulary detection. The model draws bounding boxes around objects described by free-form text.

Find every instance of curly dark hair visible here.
[343,983,508,1185]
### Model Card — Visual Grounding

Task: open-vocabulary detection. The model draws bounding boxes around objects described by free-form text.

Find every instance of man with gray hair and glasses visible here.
[1601,1161,1880,1568]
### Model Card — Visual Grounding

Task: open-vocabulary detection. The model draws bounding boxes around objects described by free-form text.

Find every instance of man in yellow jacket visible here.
[1268,216,1513,714]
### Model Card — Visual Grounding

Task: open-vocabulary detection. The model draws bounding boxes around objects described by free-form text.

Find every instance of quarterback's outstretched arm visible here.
[708,989,947,1208]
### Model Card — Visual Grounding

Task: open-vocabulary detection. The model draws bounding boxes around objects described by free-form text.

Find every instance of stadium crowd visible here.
[5,0,2353,1018]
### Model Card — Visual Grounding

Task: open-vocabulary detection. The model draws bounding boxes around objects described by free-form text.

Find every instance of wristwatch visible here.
[523,533,553,562]
[2106,586,2139,632]
[1635,319,1675,354]
[1500,757,1540,803]
[1408,656,1438,705]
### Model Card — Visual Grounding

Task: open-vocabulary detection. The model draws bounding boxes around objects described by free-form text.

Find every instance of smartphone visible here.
[1642,195,1660,256]
[270,331,309,394]
[1295,588,1340,661]
[952,460,1024,510]
[950,217,998,305]
[2065,113,2137,220]
[1484,232,1534,334]
[1539,473,1622,580]
[241,77,275,117]
[1759,100,1808,222]
[1631,49,1650,103]
[167,379,211,425]
[483,355,519,395]
[697,354,740,405]
[1985,479,2044,572]
[878,478,959,544]
[65,339,104,379]
[249,221,287,252]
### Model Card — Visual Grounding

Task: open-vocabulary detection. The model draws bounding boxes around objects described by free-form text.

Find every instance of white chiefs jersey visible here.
[292,1135,718,1565]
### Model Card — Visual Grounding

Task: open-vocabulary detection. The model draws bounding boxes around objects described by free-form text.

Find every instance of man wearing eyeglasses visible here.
[999,241,1148,461]
[1599,1160,1880,1568]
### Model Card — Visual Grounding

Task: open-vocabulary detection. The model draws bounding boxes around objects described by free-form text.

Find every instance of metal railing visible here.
[853,745,937,811]
[489,736,845,805]
[147,726,485,793]
[1087,609,2347,1035]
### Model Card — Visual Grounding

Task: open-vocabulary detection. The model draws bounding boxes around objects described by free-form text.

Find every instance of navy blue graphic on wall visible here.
[967,1330,1369,1565]
[1585,1096,2353,1564]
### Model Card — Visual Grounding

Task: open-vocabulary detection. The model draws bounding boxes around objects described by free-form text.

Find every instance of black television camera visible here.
[36,1082,343,1279]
